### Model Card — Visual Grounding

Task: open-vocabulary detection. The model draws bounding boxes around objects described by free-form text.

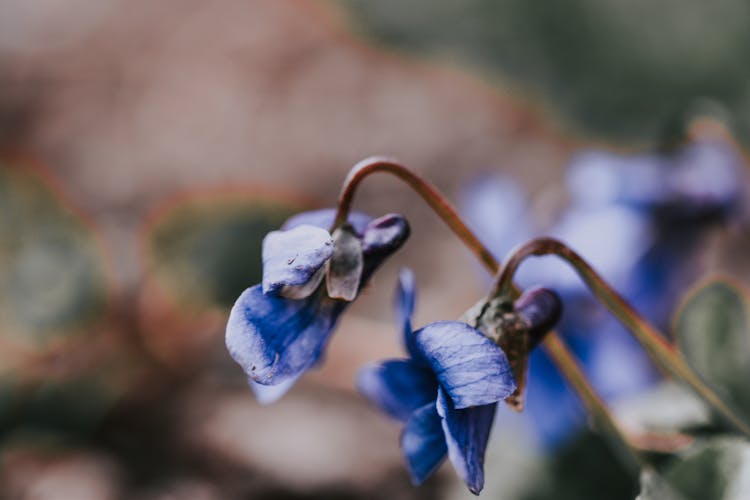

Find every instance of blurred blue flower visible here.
[461,131,745,447]
[357,269,516,494]
[226,209,409,403]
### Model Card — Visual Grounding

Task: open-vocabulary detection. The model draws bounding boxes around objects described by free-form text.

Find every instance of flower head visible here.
[226,208,409,403]
[357,269,517,494]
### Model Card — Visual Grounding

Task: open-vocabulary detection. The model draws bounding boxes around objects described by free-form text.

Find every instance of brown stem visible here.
[332,156,497,273]
[494,237,750,436]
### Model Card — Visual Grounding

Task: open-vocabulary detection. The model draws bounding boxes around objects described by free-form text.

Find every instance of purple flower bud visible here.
[361,214,410,282]
[515,286,562,350]
[362,214,411,258]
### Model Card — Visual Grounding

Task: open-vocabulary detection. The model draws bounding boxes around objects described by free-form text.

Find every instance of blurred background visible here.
[1,1,749,498]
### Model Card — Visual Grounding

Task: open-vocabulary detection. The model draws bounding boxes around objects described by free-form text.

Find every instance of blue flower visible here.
[357,269,516,494]
[226,208,409,403]
[460,130,745,447]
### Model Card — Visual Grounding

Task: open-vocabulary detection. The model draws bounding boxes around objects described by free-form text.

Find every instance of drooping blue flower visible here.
[460,129,746,447]
[226,208,409,403]
[357,269,516,494]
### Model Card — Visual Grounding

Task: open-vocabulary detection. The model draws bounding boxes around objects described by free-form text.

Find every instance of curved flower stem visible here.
[495,237,750,437]
[332,156,498,272]
[544,333,643,471]
[334,157,641,460]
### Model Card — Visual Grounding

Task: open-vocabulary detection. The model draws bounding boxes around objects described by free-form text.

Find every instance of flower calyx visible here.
[462,286,562,411]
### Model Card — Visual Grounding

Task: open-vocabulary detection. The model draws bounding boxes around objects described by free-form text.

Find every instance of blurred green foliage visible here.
[145,193,305,308]
[0,161,120,443]
[0,163,109,344]
[516,277,750,500]
[519,431,638,500]
[676,280,750,422]
[638,438,750,500]
[0,375,116,442]
[345,0,750,144]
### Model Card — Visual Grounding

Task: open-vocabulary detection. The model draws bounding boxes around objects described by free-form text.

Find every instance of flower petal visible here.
[282,208,372,235]
[356,359,438,422]
[226,285,344,385]
[401,401,448,486]
[395,268,416,329]
[249,375,299,405]
[395,268,421,361]
[414,321,516,409]
[261,225,333,296]
[436,388,497,495]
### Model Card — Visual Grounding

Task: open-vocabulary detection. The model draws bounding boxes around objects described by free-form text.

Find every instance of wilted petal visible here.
[226,285,343,385]
[401,401,448,485]
[282,208,372,235]
[414,321,516,409]
[326,225,363,301]
[436,388,497,495]
[356,359,438,422]
[262,225,333,295]
[249,375,299,405]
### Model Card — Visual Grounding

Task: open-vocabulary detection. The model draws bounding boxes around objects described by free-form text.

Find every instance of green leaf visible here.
[145,191,305,308]
[519,430,639,500]
[675,280,750,421]
[346,0,750,144]
[615,382,712,434]
[636,470,685,500]
[0,374,119,441]
[637,438,750,500]
[0,164,109,344]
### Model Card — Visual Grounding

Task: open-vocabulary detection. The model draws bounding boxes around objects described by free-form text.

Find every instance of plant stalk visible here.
[494,237,750,437]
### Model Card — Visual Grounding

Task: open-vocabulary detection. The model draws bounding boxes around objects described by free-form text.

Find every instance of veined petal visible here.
[414,321,516,409]
[436,388,497,495]
[401,401,448,486]
[262,225,333,295]
[356,359,437,422]
[282,208,372,235]
[249,375,299,405]
[226,285,343,385]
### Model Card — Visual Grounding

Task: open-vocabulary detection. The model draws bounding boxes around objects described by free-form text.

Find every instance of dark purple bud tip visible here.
[514,286,562,350]
[360,214,410,284]
[362,214,411,257]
